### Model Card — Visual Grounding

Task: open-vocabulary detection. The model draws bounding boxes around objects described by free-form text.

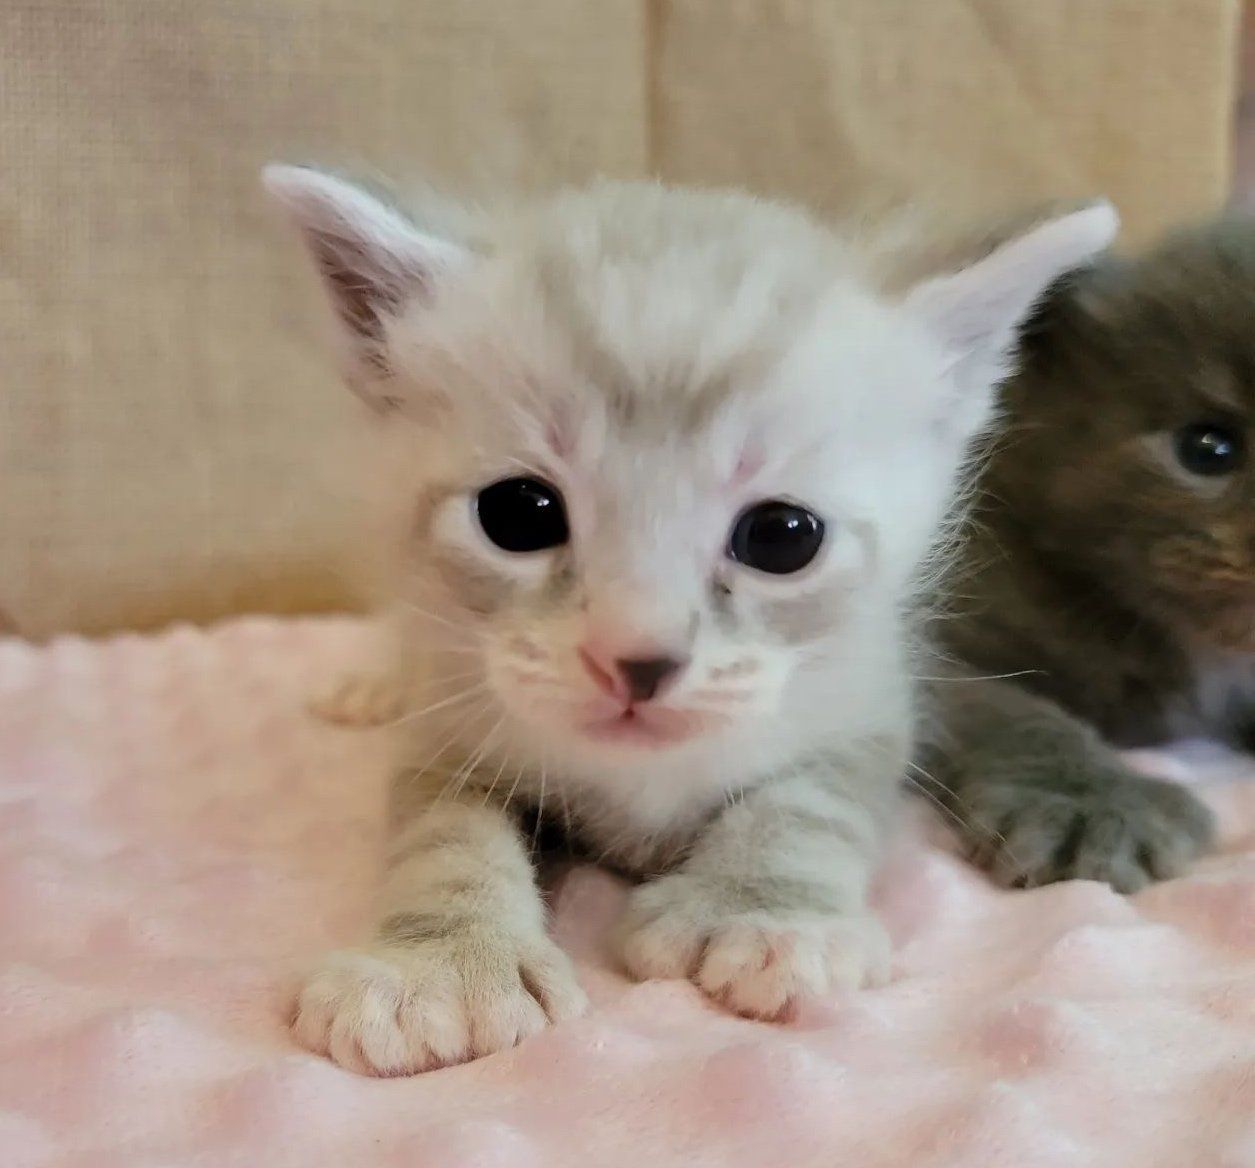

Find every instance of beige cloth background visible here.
[0,0,1240,637]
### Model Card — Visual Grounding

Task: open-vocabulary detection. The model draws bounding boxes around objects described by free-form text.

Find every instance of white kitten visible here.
[264,166,1116,1075]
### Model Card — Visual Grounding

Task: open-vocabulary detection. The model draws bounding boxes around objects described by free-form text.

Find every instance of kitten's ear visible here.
[904,200,1119,407]
[1017,253,1127,363]
[262,164,468,409]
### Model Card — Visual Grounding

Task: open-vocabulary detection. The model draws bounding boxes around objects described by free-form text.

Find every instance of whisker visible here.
[532,761,548,855]
[549,746,574,845]
[396,601,471,635]
[902,767,972,839]
[411,668,483,689]
[427,644,487,657]
[385,683,489,728]
[502,758,528,812]
[480,750,512,808]
[402,700,495,799]
[910,670,1042,684]
[435,716,505,809]
[904,759,1024,869]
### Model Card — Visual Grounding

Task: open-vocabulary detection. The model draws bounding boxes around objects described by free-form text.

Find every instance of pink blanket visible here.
[1,617,1252,1168]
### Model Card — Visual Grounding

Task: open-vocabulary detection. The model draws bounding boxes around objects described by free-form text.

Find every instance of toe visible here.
[521,950,589,1022]
[469,986,549,1057]
[618,904,708,981]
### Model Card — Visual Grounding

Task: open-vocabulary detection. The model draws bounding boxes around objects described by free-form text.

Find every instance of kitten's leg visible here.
[618,743,899,1020]
[922,678,1215,893]
[307,611,412,727]
[292,771,586,1075]
[307,671,409,726]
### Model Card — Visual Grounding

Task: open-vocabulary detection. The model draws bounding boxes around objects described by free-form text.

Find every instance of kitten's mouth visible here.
[581,705,701,747]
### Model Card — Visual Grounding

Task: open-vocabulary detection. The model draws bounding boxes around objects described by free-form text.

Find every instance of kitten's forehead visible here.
[508,184,848,430]
[1081,221,1255,417]
[409,180,991,531]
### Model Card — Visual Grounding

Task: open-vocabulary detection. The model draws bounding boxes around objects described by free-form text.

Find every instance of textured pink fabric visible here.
[0,617,1252,1168]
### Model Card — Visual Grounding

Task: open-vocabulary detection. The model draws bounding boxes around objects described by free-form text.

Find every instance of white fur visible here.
[267,168,1118,1072]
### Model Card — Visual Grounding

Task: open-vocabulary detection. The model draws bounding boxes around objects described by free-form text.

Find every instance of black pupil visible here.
[729,501,824,575]
[1174,423,1245,477]
[476,477,569,552]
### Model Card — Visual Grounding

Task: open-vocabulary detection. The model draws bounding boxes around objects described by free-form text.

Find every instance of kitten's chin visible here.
[579,706,707,749]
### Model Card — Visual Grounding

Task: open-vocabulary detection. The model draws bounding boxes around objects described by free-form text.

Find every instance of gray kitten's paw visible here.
[961,772,1215,894]
[618,875,890,1020]
[292,934,587,1075]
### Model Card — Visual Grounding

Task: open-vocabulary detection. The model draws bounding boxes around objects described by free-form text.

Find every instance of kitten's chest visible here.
[572,770,739,874]
[499,718,808,874]
[511,778,725,877]
[1170,647,1255,743]
[512,751,755,876]
[516,795,711,877]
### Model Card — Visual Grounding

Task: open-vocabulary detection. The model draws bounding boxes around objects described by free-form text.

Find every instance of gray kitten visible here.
[925,218,1255,891]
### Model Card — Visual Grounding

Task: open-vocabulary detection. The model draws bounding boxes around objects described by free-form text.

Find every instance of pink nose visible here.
[579,647,687,703]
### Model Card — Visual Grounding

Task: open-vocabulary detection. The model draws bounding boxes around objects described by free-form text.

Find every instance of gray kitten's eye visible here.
[728,500,824,575]
[1173,423,1245,477]
[476,477,569,552]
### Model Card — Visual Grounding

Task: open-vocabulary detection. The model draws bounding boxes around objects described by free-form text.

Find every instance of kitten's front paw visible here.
[964,771,1215,894]
[292,933,587,1075]
[307,672,405,727]
[618,876,889,1020]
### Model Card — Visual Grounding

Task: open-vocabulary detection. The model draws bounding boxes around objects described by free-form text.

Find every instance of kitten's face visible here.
[264,168,1116,769]
[397,214,959,762]
[422,418,857,757]
[999,222,1255,648]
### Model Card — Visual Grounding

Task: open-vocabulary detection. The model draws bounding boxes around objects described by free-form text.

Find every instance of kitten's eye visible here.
[728,500,825,575]
[1173,423,1246,477]
[476,477,569,552]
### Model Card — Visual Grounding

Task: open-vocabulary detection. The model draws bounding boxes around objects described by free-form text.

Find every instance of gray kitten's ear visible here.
[262,164,468,408]
[904,201,1119,405]
[1017,251,1128,360]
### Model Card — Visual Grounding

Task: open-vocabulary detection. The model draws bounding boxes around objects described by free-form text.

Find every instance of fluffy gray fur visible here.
[921,219,1255,891]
